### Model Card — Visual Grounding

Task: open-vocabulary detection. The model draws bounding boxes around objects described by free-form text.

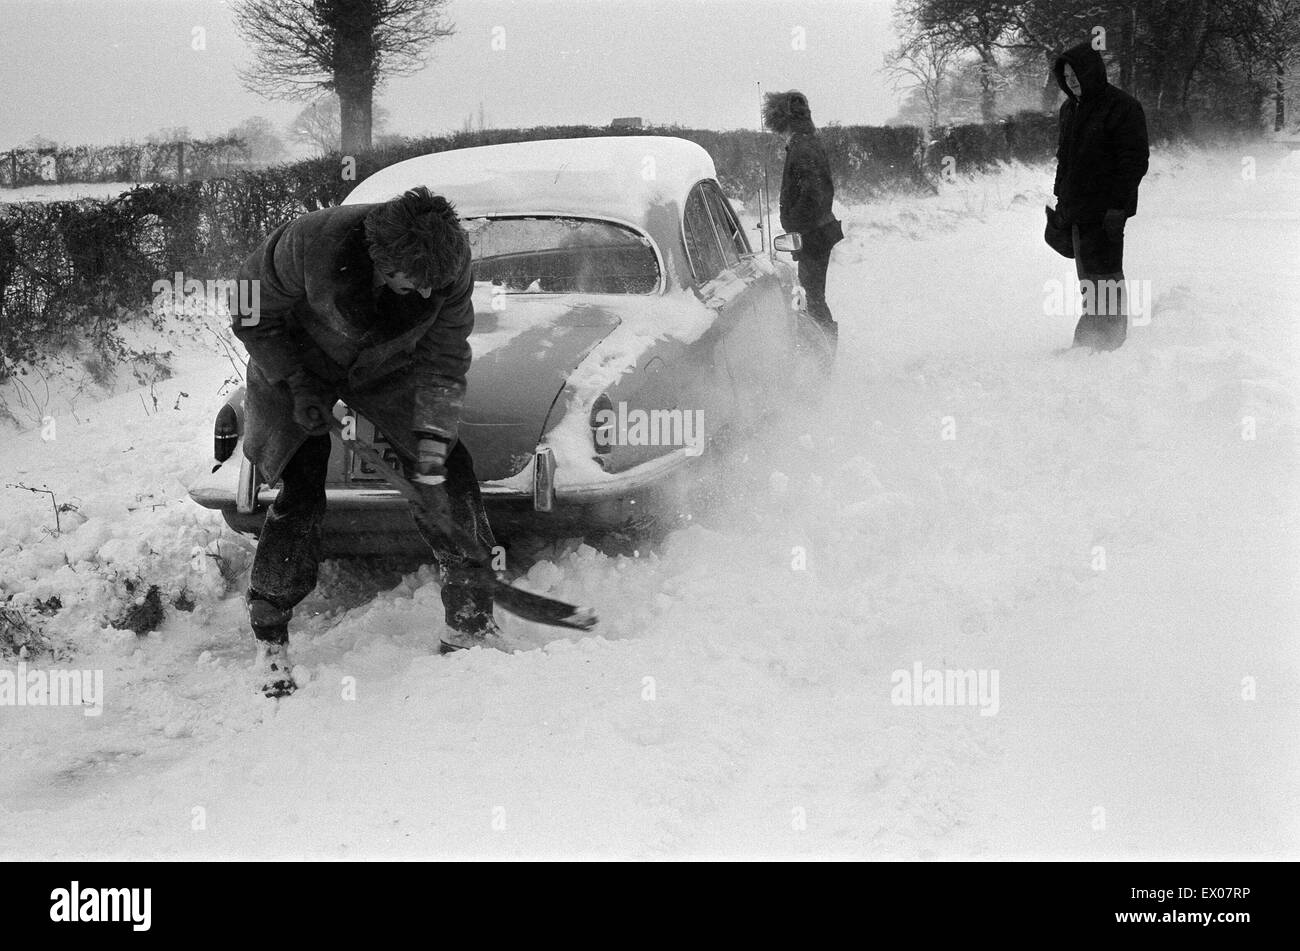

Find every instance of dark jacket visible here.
[1052,41,1150,225]
[779,121,836,238]
[232,204,474,486]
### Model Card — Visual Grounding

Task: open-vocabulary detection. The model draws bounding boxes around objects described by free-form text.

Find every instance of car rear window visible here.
[463,216,659,294]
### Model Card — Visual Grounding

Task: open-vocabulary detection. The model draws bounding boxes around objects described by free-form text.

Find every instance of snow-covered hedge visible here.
[0,120,1061,379]
[0,137,252,188]
[927,111,1060,172]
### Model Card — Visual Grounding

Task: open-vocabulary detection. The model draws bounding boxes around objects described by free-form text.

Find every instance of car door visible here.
[688,182,794,424]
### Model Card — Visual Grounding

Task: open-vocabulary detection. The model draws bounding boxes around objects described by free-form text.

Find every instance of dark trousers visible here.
[247,435,497,643]
[798,247,835,327]
[1071,222,1127,351]
[797,246,837,369]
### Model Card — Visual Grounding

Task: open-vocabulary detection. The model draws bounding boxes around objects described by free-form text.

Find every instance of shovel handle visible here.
[325,415,489,562]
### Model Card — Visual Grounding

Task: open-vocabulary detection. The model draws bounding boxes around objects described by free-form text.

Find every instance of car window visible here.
[462,216,659,294]
[703,185,748,263]
[683,186,727,284]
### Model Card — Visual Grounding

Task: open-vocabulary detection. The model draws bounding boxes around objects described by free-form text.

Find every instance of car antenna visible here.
[757,81,772,255]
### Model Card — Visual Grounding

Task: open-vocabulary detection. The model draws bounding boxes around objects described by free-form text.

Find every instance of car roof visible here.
[342,135,718,232]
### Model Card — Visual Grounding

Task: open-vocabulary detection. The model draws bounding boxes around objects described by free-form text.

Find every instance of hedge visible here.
[0,138,251,188]
[0,120,1063,379]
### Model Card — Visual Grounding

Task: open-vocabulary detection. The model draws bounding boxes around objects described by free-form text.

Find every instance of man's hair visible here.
[364,186,468,288]
[762,90,813,134]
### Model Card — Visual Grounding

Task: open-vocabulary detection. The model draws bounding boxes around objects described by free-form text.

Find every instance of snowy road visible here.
[1,149,1297,858]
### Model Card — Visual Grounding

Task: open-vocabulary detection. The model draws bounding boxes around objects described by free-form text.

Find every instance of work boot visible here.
[815,319,838,374]
[1095,313,1128,351]
[255,640,297,698]
[249,598,296,697]
[438,582,504,654]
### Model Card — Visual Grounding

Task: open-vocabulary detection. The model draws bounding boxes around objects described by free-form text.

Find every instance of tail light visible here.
[214,404,238,464]
[590,393,614,455]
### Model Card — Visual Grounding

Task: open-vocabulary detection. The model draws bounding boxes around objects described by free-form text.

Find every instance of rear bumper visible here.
[189,446,696,552]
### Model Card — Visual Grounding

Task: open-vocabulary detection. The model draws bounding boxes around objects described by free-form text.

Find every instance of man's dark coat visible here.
[779,117,837,244]
[232,204,474,487]
[1052,41,1150,225]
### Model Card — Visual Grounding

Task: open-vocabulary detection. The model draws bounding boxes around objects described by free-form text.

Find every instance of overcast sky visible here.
[0,0,903,151]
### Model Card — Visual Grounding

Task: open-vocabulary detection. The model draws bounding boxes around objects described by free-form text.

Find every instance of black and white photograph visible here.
[0,0,1296,889]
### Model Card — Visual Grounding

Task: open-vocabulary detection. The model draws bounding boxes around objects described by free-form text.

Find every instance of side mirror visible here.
[773,232,802,253]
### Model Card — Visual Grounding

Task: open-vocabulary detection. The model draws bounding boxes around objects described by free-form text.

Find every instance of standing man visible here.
[765,89,842,370]
[1052,41,1149,351]
[233,187,499,697]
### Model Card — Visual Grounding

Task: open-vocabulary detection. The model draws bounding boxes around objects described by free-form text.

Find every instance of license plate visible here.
[346,415,403,480]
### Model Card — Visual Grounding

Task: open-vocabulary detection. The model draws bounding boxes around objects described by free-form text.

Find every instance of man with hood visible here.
[232,186,499,697]
[1052,41,1149,351]
[764,90,842,369]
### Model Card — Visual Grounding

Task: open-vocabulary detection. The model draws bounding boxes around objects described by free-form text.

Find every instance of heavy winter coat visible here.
[1052,41,1150,225]
[232,204,474,487]
[779,121,837,239]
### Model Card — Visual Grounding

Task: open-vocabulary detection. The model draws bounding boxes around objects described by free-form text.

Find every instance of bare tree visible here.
[234,0,453,154]
[1226,0,1300,131]
[997,1,1111,110]
[909,0,1016,121]
[289,98,341,154]
[289,94,391,154]
[1262,0,1300,131]
[886,28,959,133]
[228,115,288,165]
[145,126,191,145]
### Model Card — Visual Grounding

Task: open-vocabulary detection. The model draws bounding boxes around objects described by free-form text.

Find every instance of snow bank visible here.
[0,181,141,204]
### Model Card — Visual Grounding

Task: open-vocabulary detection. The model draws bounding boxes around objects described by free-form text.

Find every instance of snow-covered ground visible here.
[0,181,140,204]
[1,147,1297,859]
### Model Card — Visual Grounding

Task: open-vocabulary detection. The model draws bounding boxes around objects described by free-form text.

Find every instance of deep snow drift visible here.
[1,147,1297,858]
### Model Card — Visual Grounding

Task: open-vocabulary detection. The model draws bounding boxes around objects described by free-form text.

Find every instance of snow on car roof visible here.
[342,136,718,228]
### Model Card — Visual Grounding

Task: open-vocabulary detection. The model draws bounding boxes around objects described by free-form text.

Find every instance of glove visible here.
[286,370,333,436]
[413,431,451,485]
[1102,208,1127,243]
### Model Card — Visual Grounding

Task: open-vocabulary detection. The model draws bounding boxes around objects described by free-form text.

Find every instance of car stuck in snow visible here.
[189,135,821,553]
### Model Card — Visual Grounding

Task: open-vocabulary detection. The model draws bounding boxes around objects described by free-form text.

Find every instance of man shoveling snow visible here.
[231,187,502,696]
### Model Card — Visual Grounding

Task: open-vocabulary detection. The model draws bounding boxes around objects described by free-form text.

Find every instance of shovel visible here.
[326,415,597,632]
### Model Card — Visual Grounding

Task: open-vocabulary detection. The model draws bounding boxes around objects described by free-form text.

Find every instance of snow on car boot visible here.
[439,582,505,654]
[250,598,296,697]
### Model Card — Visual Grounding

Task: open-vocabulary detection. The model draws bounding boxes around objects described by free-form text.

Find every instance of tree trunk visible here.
[979,51,996,122]
[338,80,373,154]
[333,4,378,155]
[1179,10,1213,114]
[1277,61,1286,132]
[1119,4,1136,91]
[1041,69,1058,112]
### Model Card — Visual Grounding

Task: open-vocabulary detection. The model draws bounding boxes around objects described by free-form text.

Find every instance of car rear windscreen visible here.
[464,217,659,294]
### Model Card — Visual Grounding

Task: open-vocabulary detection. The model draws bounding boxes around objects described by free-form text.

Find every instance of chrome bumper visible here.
[193,444,697,515]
